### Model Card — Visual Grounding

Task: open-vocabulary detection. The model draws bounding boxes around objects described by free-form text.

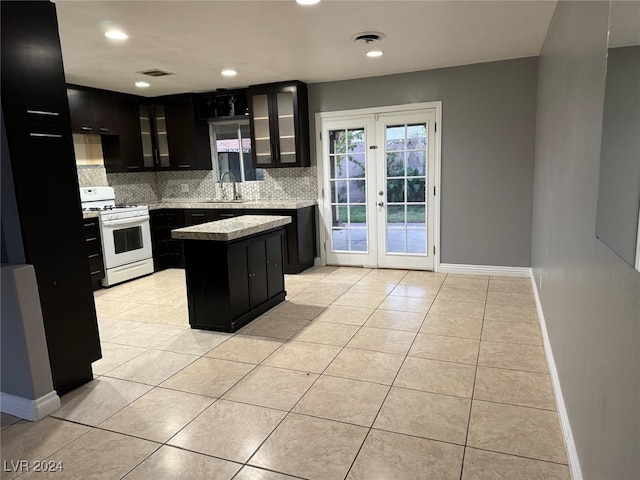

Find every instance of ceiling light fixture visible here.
[366,50,384,58]
[105,29,128,41]
[135,81,150,88]
[296,0,321,5]
[221,69,237,77]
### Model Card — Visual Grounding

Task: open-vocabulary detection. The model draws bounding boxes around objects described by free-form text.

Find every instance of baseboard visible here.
[0,390,60,421]
[529,272,583,480]
[438,263,532,277]
[313,256,326,267]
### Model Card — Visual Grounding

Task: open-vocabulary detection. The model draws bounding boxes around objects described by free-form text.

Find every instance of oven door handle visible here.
[101,215,150,227]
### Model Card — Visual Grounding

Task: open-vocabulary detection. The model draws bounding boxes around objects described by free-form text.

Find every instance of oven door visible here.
[100,215,152,269]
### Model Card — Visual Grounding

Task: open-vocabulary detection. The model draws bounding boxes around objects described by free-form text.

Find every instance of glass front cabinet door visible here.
[248,81,310,168]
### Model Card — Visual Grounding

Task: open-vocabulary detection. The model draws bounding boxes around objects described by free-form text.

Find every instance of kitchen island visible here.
[172,215,291,332]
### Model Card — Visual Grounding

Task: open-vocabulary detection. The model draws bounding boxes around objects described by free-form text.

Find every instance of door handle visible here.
[377,202,384,207]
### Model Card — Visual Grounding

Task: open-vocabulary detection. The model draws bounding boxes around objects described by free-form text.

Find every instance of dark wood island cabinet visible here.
[172,215,291,332]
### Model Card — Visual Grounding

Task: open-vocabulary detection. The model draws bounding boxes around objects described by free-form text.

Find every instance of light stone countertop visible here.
[150,199,316,210]
[82,211,100,219]
[171,215,292,241]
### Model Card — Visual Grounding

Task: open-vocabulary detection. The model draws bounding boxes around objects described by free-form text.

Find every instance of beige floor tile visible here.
[160,357,254,397]
[409,333,480,365]
[361,269,408,282]
[115,289,167,304]
[18,428,158,480]
[99,387,213,442]
[238,316,310,340]
[0,413,20,430]
[94,299,140,317]
[482,320,542,345]
[223,366,318,410]
[346,327,416,355]
[394,357,476,398]
[467,401,567,464]
[262,341,341,373]
[91,342,147,375]
[206,335,284,364]
[52,377,152,426]
[363,310,425,332]
[446,274,490,280]
[377,295,433,314]
[324,348,405,385]
[333,292,386,309]
[1,417,91,480]
[168,399,286,463]
[290,289,344,306]
[293,376,389,427]
[108,323,187,348]
[234,466,299,479]
[474,367,555,410]
[430,299,485,319]
[126,445,241,480]
[155,329,231,355]
[293,321,360,346]
[148,290,188,307]
[489,275,531,283]
[462,448,570,480]
[389,283,440,299]
[484,304,538,323]
[374,387,470,445]
[250,413,368,480]
[324,267,372,283]
[152,305,190,326]
[295,265,339,279]
[93,283,138,300]
[347,429,464,480]
[114,303,179,323]
[487,291,535,307]
[348,282,397,295]
[488,279,533,294]
[270,300,326,320]
[96,319,145,341]
[443,277,489,290]
[420,314,483,339]
[105,349,198,385]
[313,305,375,326]
[478,341,548,373]
[399,271,446,286]
[437,287,488,304]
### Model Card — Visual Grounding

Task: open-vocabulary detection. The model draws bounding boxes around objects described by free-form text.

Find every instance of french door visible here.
[320,106,439,270]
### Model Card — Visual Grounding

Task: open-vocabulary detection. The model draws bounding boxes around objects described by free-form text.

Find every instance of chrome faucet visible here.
[219,170,239,200]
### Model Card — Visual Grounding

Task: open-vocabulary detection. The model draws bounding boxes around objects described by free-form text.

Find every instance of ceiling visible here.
[54,0,559,97]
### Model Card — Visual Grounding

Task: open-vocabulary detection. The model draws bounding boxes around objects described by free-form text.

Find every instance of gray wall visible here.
[596,45,640,266]
[532,2,640,479]
[308,57,538,267]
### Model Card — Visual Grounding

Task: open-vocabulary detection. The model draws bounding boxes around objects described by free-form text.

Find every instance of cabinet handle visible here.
[178,164,191,168]
[84,222,97,227]
[30,133,62,138]
[88,253,100,259]
[127,166,140,170]
[90,269,103,275]
[98,127,109,133]
[26,109,60,117]
[86,237,98,242]
[191,213,205,217]
[154,149,159,166]
[80,126,93,132]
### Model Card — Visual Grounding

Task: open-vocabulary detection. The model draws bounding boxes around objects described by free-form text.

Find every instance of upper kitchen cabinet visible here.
[139,95,212,171]
[67,87,119,135]
[248,81,310,168]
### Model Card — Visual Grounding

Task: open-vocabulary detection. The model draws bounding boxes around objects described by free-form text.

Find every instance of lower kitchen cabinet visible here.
[183,228,286,332]
[150,209,185,271]
[183,208,245,226]
[83,217,105,290]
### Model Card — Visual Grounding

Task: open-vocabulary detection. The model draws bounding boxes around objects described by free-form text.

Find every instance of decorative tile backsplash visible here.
[76,166,109,188]
[107,172,159,204]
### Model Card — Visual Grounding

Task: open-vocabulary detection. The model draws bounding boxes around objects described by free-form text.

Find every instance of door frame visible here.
[315,101,442,271]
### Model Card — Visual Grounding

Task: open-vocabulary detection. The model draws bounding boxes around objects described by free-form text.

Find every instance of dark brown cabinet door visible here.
[248,240,269,308]
[266,234,285,298]
[248,81,310,168]
[67,89,95,133]
[228,245,251,318]
[165,95,212,171]
[67,88,119,135]
[0,2,71,127]
[91,92,119,134]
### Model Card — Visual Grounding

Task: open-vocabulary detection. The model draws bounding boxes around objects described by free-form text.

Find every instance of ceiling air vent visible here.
[352,31,386,44]
[138,69,175,77]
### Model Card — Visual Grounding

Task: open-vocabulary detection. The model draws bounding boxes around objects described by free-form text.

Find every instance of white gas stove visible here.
[80,187,154,287]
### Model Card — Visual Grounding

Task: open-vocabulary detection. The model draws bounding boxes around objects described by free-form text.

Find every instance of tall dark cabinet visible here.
[1,1,102,394]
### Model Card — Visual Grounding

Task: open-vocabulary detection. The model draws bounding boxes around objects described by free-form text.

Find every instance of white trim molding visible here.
[438,263,532,277]
[529,272,583,480]
[0,390,60,421]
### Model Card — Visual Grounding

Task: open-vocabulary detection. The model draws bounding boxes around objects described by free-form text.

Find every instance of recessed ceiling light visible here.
[135,81,150,88]
[105,29,128,40]
[296,0,321,5]
[366,50,384,58]
[221,69,237,77]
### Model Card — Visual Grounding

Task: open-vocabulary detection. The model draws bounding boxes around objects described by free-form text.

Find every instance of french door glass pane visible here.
[329,128,367,252]
[385,122,428,255]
